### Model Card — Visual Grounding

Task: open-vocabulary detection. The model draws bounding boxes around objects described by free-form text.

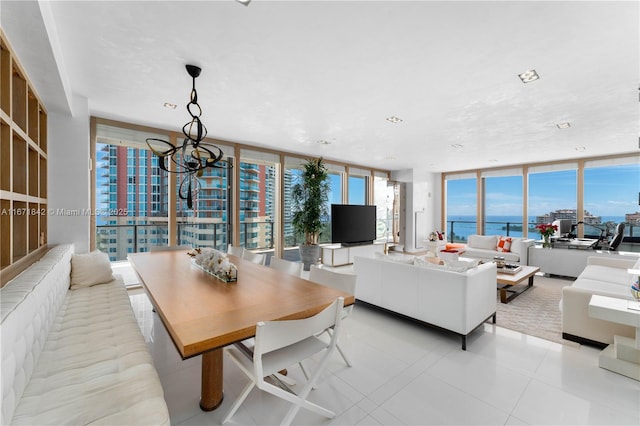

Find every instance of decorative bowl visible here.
[631,286,640,301]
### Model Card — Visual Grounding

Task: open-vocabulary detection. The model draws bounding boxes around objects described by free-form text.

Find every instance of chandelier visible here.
[146,64,231,209]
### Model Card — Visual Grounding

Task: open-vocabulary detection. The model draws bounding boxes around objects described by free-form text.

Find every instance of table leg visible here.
[200,348,224,411]
[499,287,508,304]
[498,276,536,304]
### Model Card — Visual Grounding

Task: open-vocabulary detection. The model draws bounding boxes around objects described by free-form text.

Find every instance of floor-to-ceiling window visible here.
[445,174,477,242]
[373,173,394,242]
[527,165,577,234]
[444,155,639,249]
[584,158,640,241]
[325,165,345,244]
[282,158,303,260]
[348,172,367,205]
[95,125,170,261]
[176,157,232,252]
[92,120,392,261]
[482,170,523,237]
[239,150,278,252]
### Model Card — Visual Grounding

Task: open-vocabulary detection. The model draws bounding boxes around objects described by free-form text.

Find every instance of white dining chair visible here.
[223,297,344,426]
[308,266,356,368]
[227,244,244,257]
[269,257,303,277]
[242,249,266,265]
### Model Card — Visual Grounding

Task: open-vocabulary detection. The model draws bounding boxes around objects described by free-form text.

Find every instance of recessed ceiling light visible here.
[164,102,177,109]
[489,159,499,163]
[451,143,463,149]
[575,146,586,152]
[316,140,331,145]
[556,122,571,129]
[385,156,396,160]
[518,69,540,83]
[386,116,403,123]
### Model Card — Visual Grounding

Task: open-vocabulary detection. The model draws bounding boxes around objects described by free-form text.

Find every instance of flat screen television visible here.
[331,204,376,246]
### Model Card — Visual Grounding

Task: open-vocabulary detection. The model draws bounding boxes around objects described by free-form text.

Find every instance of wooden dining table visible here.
[128,250,355,411]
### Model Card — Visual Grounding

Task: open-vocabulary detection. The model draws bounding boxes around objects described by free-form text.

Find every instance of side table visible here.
[588,295,640,381]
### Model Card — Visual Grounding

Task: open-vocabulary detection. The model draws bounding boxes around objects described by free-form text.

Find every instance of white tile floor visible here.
[128,287,640,426]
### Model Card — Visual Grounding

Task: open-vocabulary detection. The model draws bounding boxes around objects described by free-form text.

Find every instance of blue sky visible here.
[447,164,640,219]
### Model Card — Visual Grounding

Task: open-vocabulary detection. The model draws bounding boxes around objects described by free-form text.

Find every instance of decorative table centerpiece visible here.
[189,248,238,282]
[535,223,558,248]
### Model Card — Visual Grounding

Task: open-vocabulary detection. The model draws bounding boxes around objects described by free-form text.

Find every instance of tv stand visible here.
[340,241,374,247]
[321,243,385,267]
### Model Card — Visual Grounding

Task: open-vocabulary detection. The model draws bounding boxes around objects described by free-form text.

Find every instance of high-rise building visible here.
[535,209,601,225]
[96,143,169,260]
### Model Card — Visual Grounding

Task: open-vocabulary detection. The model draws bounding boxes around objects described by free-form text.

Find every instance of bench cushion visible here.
[10,279,169,425]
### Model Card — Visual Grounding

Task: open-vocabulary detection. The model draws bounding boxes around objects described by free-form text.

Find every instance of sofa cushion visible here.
[496,236,512,252]
[571,277,633,299]
[468,235,498,250]
[70,251,115,289]
[578,265,634,287]
[462,247,520,263]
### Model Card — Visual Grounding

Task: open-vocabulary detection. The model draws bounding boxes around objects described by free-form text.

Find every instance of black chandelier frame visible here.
[146,64,231,209]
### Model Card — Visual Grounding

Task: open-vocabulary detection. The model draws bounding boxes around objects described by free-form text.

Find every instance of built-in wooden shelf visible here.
[0,30,48,278]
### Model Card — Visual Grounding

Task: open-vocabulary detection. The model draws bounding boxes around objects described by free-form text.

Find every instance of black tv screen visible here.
[331,204,376,246]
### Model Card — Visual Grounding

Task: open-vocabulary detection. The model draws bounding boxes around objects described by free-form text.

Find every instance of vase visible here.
[542,234,551,248]
[299,244,321,271]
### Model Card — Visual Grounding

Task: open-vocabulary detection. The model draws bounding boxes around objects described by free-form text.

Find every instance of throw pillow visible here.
[468,235,498,250]
[496,236,512,252]
[70,251,115,289]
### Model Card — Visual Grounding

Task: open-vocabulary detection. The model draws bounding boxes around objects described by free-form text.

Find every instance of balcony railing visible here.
[446,220,639,244]
[97,220,306,261]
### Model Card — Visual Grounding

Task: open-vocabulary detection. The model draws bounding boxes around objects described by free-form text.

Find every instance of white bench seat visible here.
[1,245,169,425]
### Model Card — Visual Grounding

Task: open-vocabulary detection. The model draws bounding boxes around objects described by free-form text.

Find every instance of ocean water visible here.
[446,215,627,242]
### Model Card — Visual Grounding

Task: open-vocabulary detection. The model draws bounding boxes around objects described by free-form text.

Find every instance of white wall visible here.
[391,168,441,252]
[47,94,91,253]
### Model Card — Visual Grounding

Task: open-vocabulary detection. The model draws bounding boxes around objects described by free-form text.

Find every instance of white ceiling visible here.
[2,0,638,172]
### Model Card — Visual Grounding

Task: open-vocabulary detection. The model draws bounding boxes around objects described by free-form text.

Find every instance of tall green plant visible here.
[291,157,330,245]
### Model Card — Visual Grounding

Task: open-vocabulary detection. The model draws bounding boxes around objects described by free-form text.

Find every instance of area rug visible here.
[495,275,580,347]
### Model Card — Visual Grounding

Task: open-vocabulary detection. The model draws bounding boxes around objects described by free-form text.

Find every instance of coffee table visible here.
[128,250,355,411]
[496,265,540,303]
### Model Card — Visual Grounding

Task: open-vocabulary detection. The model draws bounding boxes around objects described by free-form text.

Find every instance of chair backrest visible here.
[308,267,356,294]
[609,223,625,251]
[269,257,303,276]
[253,297,344,369]
[150,245,191,252]
[243,249,266,265]
[227,244,244,257]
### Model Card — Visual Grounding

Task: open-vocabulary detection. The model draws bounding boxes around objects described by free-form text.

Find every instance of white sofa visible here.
[353,254,497,350]
[561,256,639,346]
[0,244,170,425]
[458,235,536,265]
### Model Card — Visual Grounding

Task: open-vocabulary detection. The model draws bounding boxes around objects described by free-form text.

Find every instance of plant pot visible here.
[299,244,321,271]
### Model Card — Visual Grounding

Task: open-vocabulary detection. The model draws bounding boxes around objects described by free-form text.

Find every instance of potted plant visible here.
[291,157,330,270]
